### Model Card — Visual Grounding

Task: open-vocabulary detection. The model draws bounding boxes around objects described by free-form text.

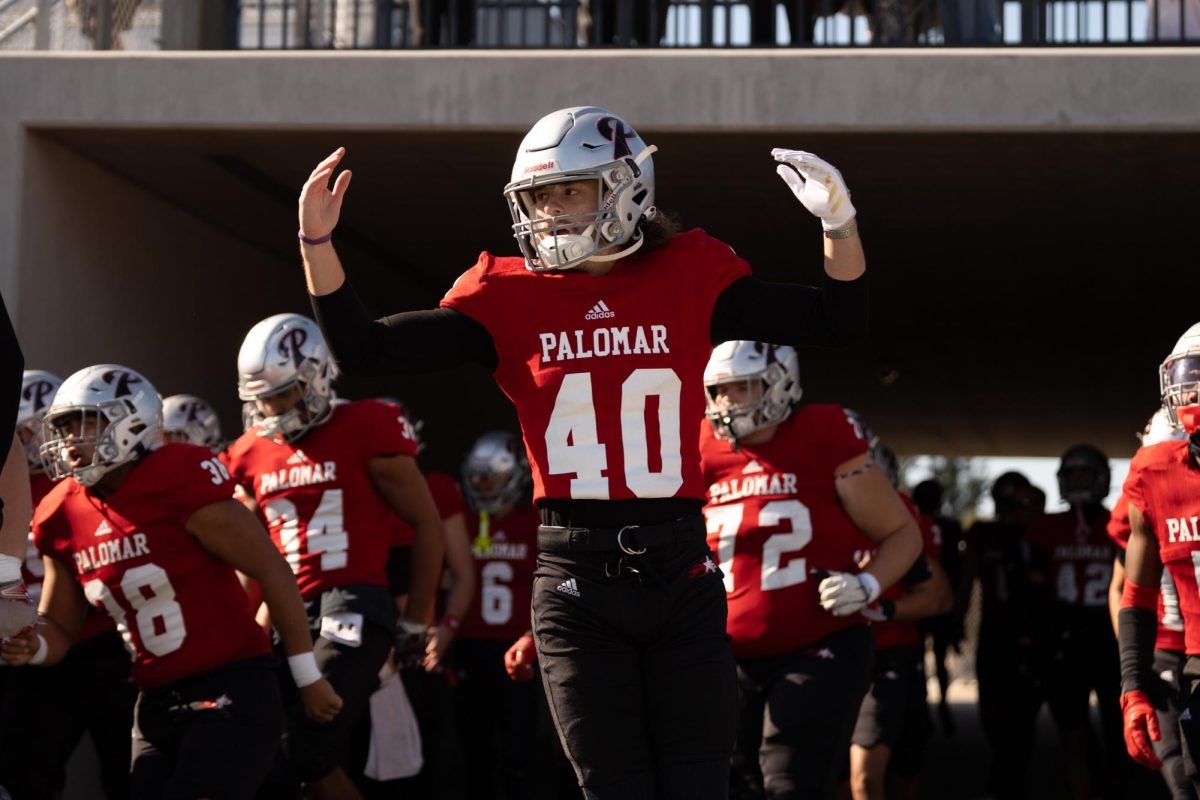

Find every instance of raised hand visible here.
[299,148,353,241]
[771,149,856,231]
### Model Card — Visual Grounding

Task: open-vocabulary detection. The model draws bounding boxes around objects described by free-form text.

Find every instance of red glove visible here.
[504,635,536,682]
[1120,690,1162,770]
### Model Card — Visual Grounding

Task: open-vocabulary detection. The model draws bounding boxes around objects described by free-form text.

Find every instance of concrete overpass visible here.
[2,50,1198,471]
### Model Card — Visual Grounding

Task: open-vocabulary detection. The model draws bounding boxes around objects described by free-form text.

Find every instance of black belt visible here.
[537,514,706,555]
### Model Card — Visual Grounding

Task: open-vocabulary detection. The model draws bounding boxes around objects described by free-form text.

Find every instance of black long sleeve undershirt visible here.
[310,272,868,378]
[311,271,867,527]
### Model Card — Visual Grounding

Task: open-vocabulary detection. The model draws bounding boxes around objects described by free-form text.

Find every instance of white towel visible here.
[364,668,423,781]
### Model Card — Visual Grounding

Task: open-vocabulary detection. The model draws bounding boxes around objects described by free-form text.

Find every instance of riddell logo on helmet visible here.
[585,301,615,320]
[523,161,555,175]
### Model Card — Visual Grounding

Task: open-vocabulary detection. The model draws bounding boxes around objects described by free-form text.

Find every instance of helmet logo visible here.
[182,402,201,422]
[101,370,141,398]
[23,380,55,411]
[279,329,309,368]
[596,117,635,159]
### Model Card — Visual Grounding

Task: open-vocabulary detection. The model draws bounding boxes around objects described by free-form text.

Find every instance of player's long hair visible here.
[641,208,681,251]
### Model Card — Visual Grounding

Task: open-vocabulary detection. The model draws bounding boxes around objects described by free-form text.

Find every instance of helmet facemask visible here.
[704,359,801,445]
[1161,355,1200,434]
[506,148,657,272]
[461,433,530,515]
[40,401,157,486]
[244,358,333,444]
[1056,446,1110,507]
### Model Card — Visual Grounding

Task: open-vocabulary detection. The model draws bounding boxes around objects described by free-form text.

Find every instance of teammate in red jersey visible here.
[1029,444,1125,800]
[1120,323,1200,792]
[300,105,869,797]
[0,369,136,800]
[1107,408,1191,800]
[0,364,340,800]
[451,431,544,798]
[848,442,952,800]
[699,341,921,799]
[224,314,445,800]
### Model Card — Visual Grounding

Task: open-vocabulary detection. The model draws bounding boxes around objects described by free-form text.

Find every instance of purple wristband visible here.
[298,230,333,245]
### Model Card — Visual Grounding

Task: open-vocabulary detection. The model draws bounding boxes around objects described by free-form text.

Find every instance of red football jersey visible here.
[441,229,751,504]
[458,504,540,642]
[1125,440,1200,655]
[389,471,466,548]
[1107,490,1185,652]
[701,404,869,659]
[33,445,269,690]
[870,494,942,651]
[224,400,417,600]
[1029,507,1114,610]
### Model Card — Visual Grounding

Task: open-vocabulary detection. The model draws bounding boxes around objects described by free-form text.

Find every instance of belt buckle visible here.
[616,525,647,555]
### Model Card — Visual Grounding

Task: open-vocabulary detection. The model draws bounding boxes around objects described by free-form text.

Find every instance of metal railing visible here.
[233,0,1200,48]
[3,0,1195,49]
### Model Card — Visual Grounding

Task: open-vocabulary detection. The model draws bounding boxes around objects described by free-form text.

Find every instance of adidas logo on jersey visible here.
[94,520,113,537]
[584,300,615,320]
[742,460,764,475]
[556,578,581,597]
[286,450,310,465]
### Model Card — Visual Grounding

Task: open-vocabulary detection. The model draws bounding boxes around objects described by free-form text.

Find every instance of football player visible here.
[0,369,135,800]
[161,393,223,450]
[223,314,446,800]
[958,471,1048,799]
[848,441,953,800]
[1107,408,1191,800]
[911,477,965,737]
[0,364,341,800]
[451,430,543,798]
[699,341,922,798]
[1029,444,1124,799]
[1120,323,1200,790]
[299,106,870,797]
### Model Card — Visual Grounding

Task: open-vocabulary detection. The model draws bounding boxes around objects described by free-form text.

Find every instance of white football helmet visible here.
[1160,322,1200,433]
[504,106,658,272]
[162,394,223,450]
[462,431,531,515]
[40,365,162,486]
[1140,407,1186,447]
[237,313,337,442]
[704,341,802,443]
[17,370,63,472]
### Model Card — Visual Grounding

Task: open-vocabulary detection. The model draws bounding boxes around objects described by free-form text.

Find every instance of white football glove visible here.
[818,571,881,617]
[772,149,856,231]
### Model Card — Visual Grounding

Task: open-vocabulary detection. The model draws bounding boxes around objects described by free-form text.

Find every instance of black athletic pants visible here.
[976,623,1042,800]
[1149,649,1193,800]
[130,655,282,800]
[532,535,738,799]
[453,637,542,799]
[734,624,873,800]
[0,630,134,800]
